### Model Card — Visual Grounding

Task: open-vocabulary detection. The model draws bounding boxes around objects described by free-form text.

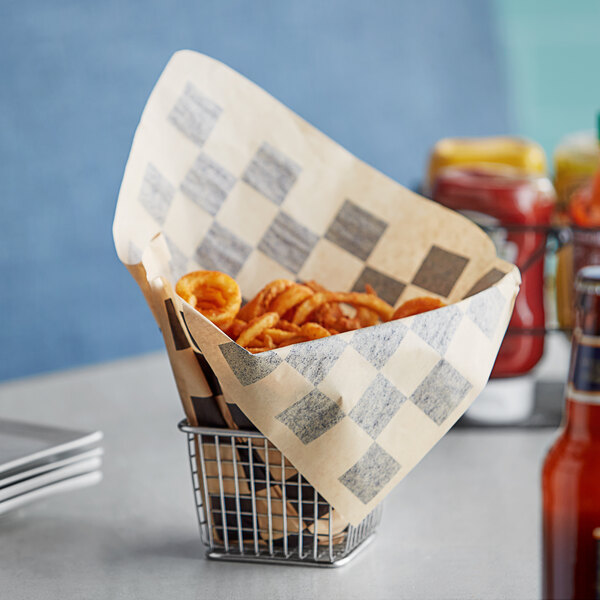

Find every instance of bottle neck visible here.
[564,398,600,441]
[564,329,600,440]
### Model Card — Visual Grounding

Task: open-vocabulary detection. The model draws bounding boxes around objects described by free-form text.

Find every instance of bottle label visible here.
[569,332,600,403]
[572,344,600,392]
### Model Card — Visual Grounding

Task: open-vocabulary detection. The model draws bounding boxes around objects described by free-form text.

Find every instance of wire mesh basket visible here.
[179,420,382,567]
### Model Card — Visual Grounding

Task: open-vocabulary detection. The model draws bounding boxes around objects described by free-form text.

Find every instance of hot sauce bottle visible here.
[555,119,600,330]
[543,266,600,599]
[557,167,600,331]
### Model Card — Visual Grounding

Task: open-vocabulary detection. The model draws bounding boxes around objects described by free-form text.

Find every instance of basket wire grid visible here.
[179,420,382,567]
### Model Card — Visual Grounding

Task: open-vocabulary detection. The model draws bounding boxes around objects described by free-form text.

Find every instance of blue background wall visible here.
[0,0,516,381]
[493,0,600,152]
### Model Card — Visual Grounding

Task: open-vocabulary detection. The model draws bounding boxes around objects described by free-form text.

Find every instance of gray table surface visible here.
[0,351,555,600]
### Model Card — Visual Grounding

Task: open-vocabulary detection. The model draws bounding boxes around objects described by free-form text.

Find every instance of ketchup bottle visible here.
[432,166,555,377]
[543,266,600,599]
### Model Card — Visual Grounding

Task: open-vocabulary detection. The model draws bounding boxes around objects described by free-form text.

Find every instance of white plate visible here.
[0,447,104,488]
[0,419,103,475]
[0,471,102,516]
[0,456,103,502]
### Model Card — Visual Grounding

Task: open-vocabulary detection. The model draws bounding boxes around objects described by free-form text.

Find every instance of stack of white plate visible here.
[0,419,102,516]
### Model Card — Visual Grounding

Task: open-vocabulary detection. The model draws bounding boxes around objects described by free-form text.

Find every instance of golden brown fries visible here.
[175,270,241,329]
[237,279,294,321]
[177,271,445,353]
[236,312,280,348]
[268,284,314,316]
[390,297,445,320]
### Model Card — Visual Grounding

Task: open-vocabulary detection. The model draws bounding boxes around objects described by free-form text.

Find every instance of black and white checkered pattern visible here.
[135,82,476,303]
[242,142,301,206]
[115,54,520,525]
[211,284,507,505]
[140,79,514,511]
[139,164,175,226]
[168,82,222,147]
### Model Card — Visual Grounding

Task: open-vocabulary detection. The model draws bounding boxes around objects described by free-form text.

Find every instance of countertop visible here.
[0,351,557,600]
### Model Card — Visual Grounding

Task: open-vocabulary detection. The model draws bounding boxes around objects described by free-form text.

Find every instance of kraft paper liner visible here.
[114,51,521,525]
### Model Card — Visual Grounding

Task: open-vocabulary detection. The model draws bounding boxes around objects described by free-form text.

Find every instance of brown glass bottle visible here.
[543,266,600,599]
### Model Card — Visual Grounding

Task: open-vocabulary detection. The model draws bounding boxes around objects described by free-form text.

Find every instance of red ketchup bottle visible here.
[432,167,555,417]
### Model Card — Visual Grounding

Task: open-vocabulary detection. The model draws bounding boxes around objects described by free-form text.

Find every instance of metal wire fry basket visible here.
[179,420,382,567]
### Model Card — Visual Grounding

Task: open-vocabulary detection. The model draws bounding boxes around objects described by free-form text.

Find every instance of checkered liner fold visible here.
[114,51,521,525]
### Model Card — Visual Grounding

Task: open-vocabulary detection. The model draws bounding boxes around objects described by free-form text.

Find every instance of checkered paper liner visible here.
[147,273,352,547]
[113,51,520,526]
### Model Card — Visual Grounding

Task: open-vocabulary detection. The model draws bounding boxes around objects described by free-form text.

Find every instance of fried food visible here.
[225,318,247,339]
[237,279,294,321]
[328,292,394,321]
[177,271,445,353]
[300,322,331,340]
[277,320,302,333]
[356,285,380,327]
[268,284,314,316]
[292,292,331,325]
[313,302,360,332]
[236,312,280,348]
[175,270,241,329]
[255,333,275,349]
[391,297,445,320]
[263,328,298,344]
[356,306,380,327]
[246,346,273,354]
